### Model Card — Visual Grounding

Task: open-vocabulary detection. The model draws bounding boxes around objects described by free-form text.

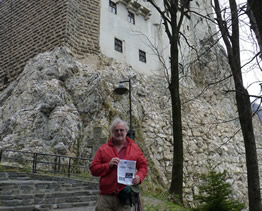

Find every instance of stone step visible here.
[15,175,99,190]
[0,181,60,195]
[0,172,98,185]
[0,190,99,206]
[0,180,98,195]
[0,200,96,211]
[0,195,97,206]
[0,191,98,200]
[54,201,97,209]
[0,172,31,181]
[28,174,98,185]
[58,206,95,211]
[58,206,96,211]
[54,182,98,190]
[0,205,50,211]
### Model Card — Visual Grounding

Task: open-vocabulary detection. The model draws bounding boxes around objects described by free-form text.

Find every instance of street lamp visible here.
[114,79,135,140]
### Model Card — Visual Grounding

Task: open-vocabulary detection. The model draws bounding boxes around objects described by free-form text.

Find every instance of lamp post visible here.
[114,79,135,140]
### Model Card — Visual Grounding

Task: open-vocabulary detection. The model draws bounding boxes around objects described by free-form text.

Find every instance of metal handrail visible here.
[0,149,92,178]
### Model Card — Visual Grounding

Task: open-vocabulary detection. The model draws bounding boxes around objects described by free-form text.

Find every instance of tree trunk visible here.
[214,0,262,210]
[168,0,184,203]
[168,26,184,203]
[235,85,262,211]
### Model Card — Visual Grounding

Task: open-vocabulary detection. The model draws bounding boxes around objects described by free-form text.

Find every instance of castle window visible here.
[109,1,117,14]
[115,38,123,53]
[128,11,135,24]
[139,50,146,63]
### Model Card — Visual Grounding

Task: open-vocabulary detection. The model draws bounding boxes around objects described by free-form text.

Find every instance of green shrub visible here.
[193,169,245,211]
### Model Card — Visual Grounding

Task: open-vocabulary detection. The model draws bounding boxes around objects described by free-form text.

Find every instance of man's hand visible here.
[132,175,140,185]
[109,157,120,168]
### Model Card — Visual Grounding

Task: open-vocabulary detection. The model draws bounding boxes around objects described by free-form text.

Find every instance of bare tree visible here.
[147,0,191,203]
[213,0,262,210]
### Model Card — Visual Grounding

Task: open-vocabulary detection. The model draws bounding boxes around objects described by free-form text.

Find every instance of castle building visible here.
[99,0,170,75]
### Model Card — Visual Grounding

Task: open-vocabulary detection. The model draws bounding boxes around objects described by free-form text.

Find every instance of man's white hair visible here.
[109,117,129,132]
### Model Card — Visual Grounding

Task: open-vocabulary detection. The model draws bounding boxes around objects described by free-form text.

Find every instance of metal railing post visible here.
[58,156,61,173]
[68,157,71,178]
[54,155,61,174]
[54,156,57,173]
[32,153,37,173]
[0,150,2,163]
[32,153,35,173]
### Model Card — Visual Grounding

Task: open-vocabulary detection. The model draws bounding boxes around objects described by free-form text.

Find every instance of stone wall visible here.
[0,0,100,91]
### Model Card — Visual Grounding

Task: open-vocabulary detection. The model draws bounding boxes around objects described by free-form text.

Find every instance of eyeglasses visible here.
[113,129,126,133]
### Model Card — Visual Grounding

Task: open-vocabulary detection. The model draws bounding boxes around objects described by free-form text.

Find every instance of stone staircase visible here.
[0,172,99,211]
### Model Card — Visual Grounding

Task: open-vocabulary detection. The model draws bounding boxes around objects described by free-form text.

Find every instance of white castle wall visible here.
[99,0,170,75]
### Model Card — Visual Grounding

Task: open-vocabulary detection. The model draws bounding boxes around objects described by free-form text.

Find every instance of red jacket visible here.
[90,137,148,195]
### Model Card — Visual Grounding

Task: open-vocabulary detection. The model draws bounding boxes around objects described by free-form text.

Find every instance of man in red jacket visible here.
[90,117,148,211]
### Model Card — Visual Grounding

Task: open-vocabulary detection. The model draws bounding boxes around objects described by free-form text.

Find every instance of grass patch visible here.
[0,165,31,173]
[143,195,190,211]
[141,181,190,211]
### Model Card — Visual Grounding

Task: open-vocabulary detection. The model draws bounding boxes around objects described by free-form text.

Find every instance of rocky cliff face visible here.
[0,47,261,207]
